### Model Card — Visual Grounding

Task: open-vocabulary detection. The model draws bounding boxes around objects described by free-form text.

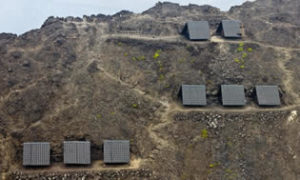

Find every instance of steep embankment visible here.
[0,0,299,179]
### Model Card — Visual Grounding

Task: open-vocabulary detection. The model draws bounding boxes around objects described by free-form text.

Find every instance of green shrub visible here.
[201,129,208,138]
[159,74,165,81]
[153,49,161,59]
[209,162,220,168]
[178,58,186,64]
[237,47,244,52]
[132,104,138,108]
[234,58,240,63]
[247,48,253,52]
[138,56,145,61]
[96,114,102,119]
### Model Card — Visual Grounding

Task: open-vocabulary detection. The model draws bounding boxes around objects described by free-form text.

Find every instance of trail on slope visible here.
[277,49,300,104]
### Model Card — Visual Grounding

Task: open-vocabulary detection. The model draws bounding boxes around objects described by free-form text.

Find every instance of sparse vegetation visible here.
[153,49,161,59]
[234,43,254,69]
[152,49,165,82]
[190,59,196,63]
[132,103,138,108]
[201,129,208,138]
[157,61,163,72]
[178,58,186,64]
[209,162,220,168]
[159,74,165,81]
[137,55,146,61]
[237,47,244,52]
[234,58,240,63]
[96,114,102,119]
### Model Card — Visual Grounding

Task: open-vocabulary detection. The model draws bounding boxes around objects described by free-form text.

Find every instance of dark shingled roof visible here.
[218,20,242,38]
[256,85,281,106]
[181,85,207,106]
[104,140,130,164]
[221,85,246,106]
[185,21,210,40]
[64,141,91,165]
[23,142,50,166]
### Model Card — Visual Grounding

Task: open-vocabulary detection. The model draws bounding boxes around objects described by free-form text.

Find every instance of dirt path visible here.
[0,76,47,104]
[100,33,300,51]
[147,99,175,150]
[169,101,300,113]
[277,49,300,104]
[19,159,143,174]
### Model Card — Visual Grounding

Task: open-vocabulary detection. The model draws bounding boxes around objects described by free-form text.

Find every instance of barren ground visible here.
[0,0,300,179]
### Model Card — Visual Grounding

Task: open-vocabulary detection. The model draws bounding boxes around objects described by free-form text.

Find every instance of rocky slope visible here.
[0,0,299,179]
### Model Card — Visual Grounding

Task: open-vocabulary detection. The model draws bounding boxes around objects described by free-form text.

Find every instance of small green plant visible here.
[237,47,244,52]
[247,47,253,52]
[164,83,170,88]
[159,74,165,81]
[157,61,163,72]
[242,52,248,58]
[239,42,244,47]
[178,58,186,64]
[96,114,102,119]
[111,112,116,115]
[132,57,137,61]
[118,42,122,46]
[209,162,220,168]
[153,49,161,59]
[240,65,245,69]
[225,168,233,174]
[201,129,208,138]
[124,52,128,57]
[137,56,145,61]
[225,169,238,180]
[190,59,196,63]
[132,103,138,108]
[234,58,240,63]
[226,141,233,147]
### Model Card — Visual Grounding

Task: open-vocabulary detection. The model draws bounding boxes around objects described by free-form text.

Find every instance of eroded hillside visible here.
[0,0,300,179]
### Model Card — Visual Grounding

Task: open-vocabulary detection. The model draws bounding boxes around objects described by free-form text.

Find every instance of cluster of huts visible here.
[182,20,242,40]
[22,20,281,168]
[23,140,130,166]
[179,85,281,106]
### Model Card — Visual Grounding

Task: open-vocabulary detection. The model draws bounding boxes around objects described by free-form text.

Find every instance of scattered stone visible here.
[22,60,30,67]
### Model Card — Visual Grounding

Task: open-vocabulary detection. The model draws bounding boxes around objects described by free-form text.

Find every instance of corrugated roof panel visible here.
[103,140,130,164]
[23,142,50,166]
[221,85,246,106]
[181,85,207,106]
[23,143,31,166]
[221,20,242,38]
[186,21,210,40]
[64,141,91,165]
[256,85,281,106]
